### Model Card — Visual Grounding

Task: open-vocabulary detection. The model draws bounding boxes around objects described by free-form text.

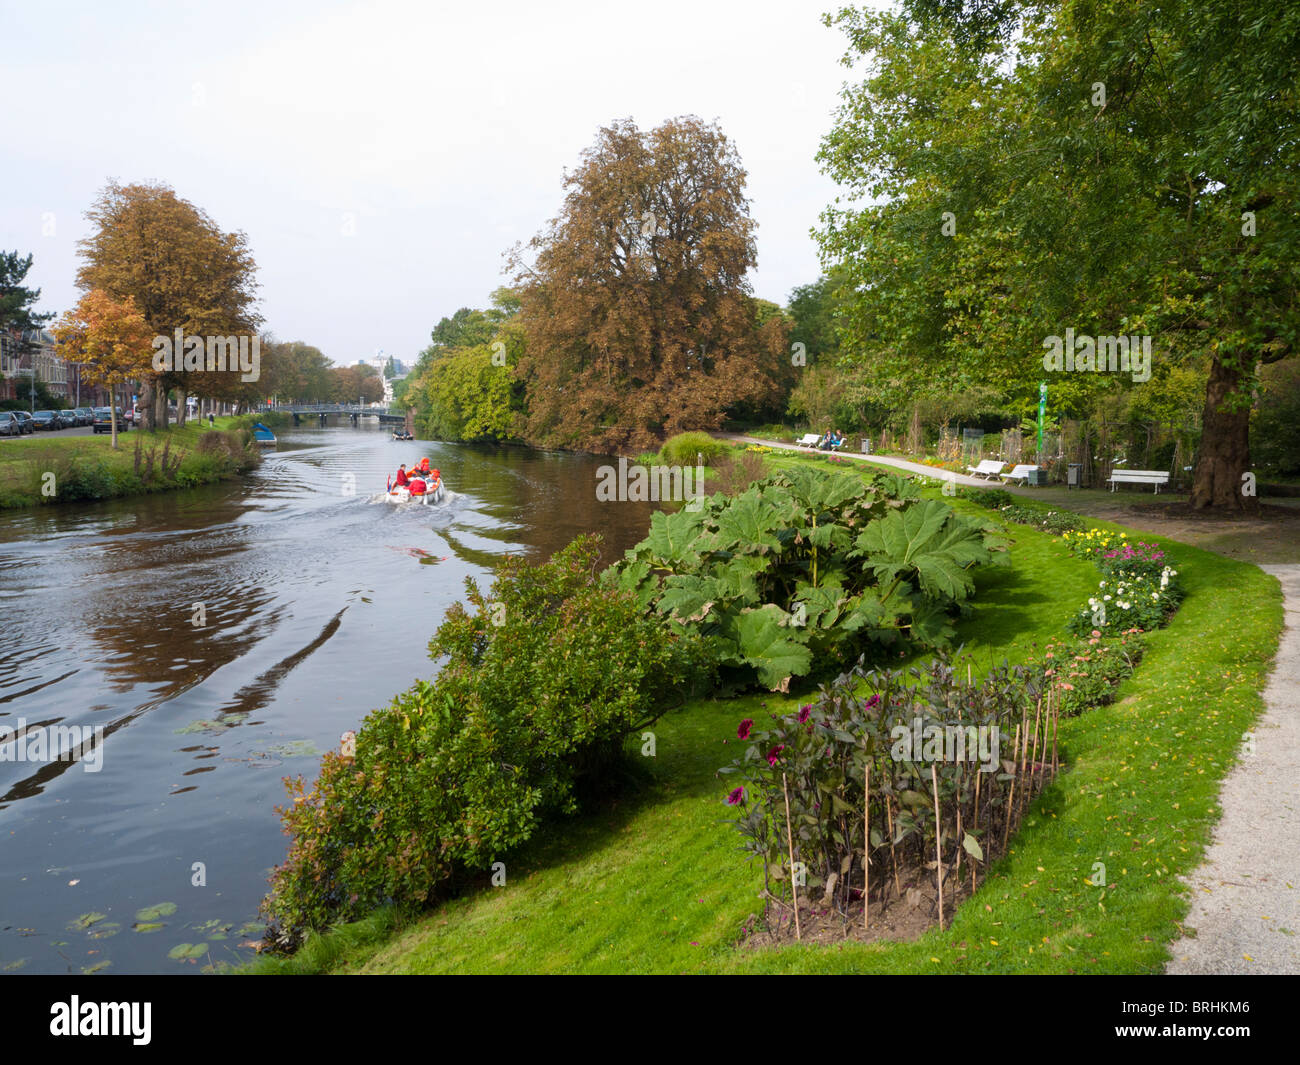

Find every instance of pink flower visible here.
[738,718,753,740]
[766,745,785,766]
[797,704,812,723]
[725,787,745,805]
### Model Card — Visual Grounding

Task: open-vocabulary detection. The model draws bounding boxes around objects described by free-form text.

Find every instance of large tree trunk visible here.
[139,378,157,432]
[1190,352,1255,511]
[176,386,188,427]
[154,383,169,429]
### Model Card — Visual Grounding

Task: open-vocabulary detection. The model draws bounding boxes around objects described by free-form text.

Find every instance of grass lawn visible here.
[245,449,1284,974]
[0,416,255,507]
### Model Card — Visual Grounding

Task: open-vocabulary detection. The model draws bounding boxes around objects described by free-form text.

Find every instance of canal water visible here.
[0,424,658,973]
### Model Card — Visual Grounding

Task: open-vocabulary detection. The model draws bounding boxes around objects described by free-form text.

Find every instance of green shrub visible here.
[660,431,729,467]
[962,487,1013,508]
[998,505,1084,534]
[261,535,707,948]
[174,452,226,487]
[608,467,1005,690]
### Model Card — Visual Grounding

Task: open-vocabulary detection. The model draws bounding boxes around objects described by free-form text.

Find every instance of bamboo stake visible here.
[782,772,801,941]
[1045,691,1055,775]
[1016,708,1030,819]
[1003,723,1020,851]
[930,762,944,929]
[971,769,981,894]
[955,782,963,885]
[864,762,870,930]
[886,794,901,897]
[1030,697,1043,797]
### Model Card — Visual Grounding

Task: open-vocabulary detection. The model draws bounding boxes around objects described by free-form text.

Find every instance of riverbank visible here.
[0,413,279,509]
[243,444,1285,974]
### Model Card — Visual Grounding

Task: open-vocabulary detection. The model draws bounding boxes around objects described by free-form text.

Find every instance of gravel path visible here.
[1166,563,1300,974]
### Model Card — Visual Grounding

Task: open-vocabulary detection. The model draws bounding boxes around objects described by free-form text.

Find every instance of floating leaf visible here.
[88,922,121,940]
[81,960,111,975]
[264,740,321,758]
[133,922,164,934]
[167,943,208,960]
[135,902,177,922]
[67,912,108,932]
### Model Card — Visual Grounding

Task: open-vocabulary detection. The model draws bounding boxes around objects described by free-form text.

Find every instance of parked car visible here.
[92,407,130,433]
[32,410,61,430]
[72,407,94,427]
[55,410,77,430]
[0,412,22,437]
[13,411,34,434]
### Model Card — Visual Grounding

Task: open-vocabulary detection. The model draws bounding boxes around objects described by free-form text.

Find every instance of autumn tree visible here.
[511,116,793,453]
[53,290,153,448]
[75,181,261,430]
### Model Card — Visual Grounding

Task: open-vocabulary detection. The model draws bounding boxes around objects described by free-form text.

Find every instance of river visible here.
[0,424,659,974]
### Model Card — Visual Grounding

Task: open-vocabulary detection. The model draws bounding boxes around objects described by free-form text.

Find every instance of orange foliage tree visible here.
[510,117,792,454]
[75,181,261,430]
[53,289,153,448]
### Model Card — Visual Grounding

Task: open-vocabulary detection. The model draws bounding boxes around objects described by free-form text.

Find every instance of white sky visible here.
[2,0,870,366]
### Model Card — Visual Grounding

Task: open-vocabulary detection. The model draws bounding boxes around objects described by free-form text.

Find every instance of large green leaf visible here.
[733,605,813,690]
[709,488,784,555]
[852,500,990,600]
[639,507,706,567]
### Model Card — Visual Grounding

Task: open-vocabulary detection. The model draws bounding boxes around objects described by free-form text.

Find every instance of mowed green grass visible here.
[246,464,1283,974]
[0,416,249,507]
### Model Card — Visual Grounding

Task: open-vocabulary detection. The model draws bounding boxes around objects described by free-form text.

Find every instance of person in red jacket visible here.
[408,473,427,497]
[394,464,409,487]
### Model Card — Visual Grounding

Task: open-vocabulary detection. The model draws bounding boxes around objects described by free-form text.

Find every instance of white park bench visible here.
[966,459,1005,480]
[1107,469,1170,493]
[797,433,822,447]
[1000,464,1040,485]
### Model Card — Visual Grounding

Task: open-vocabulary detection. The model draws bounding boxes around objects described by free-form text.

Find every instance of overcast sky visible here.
[2,0,870,367]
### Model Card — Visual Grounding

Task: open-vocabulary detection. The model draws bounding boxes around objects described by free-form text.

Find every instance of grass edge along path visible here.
[244,487,1283,974]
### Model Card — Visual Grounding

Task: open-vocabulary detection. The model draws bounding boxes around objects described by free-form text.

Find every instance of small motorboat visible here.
[391,431,414,441]
[382,480,445,505]
[253,422,276,447]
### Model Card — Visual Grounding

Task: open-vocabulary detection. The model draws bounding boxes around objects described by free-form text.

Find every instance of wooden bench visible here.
[966,459,1005,480]
[797,433,822,447]
[1108,469,1170,493]
[1000,464,1040,485]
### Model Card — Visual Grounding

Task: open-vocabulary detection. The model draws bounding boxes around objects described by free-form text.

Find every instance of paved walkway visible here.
[730,436,998,489]
[1165,564,1300,974]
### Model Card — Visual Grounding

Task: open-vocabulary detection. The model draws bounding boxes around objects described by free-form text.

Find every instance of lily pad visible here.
[81,960,111,975]
[167,942,209,960]
[68,911,108,932]
[132,922,165,934]
[135,902,178,922]
[236,922,265,938]
[174,712,249,735]
[264,740,321,758]
[3,959,28,971]
[88,922,121,939]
